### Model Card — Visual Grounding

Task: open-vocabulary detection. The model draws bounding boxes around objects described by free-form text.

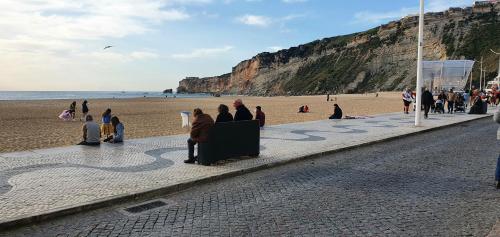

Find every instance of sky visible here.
[0,0,473,91]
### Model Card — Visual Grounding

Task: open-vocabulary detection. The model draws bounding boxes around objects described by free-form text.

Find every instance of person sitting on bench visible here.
[215,104,233,123]
[185,108,214,164]
[233,99,253,121]
[329,104,343,119]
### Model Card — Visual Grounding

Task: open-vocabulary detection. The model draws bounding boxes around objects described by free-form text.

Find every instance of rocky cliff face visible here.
[178,2,500,95]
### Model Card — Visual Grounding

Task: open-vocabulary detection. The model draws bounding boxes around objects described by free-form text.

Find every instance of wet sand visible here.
[0,92,403,153]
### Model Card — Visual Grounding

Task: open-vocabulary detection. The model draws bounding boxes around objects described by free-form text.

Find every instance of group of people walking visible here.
[185,99,265,164]
[405,88,483,119]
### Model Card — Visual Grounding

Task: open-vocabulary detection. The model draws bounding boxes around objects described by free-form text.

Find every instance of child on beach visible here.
[58,110,72,121]
[69,101,76,120]
[81,100,89,121]
[101,108,112,140]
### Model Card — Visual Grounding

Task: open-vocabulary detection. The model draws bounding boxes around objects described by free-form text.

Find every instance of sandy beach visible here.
[0,92,404,153]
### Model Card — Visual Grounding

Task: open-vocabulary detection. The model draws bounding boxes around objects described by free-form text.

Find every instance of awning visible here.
[423,60,474,91]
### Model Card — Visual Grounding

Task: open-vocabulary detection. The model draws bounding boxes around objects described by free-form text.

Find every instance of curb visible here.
[0,114,492,230]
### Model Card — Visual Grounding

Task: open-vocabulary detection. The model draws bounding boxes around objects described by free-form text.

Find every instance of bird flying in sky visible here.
[103,46,113,50]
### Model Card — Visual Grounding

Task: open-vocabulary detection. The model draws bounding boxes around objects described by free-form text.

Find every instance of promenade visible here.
[0,111,493,228]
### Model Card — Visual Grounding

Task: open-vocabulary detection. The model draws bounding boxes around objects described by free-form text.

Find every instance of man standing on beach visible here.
[185,108,214,164]
[233,99,253,121]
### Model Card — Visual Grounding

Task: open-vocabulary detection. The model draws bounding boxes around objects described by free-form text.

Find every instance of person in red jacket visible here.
[255,106,265,127]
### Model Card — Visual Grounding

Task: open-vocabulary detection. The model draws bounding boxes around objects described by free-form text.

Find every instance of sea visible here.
[0,91,209,101]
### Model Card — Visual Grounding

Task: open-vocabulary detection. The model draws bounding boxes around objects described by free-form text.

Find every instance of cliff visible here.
[178,2,500,95]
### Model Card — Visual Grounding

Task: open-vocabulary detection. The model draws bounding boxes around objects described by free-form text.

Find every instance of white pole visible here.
[415,0,424,126]
[480,57,483,91]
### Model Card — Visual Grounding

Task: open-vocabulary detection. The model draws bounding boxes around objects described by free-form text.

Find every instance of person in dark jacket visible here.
[329,104,343,119]
[233,99,253,121]
[215,104,233,123]
[422,88,434,119]
[469,96,484,114]
[185,108,214,164]
[81,100,89,121]
[255,106,265,127]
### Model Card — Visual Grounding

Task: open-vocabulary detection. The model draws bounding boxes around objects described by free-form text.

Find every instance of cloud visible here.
[130,51,160,60]
[0,0,199,86]
[171,46,234,59]
[236,13,306,28]
[353,0,470,24]
[268,46,283,52]
[236,15,272,27]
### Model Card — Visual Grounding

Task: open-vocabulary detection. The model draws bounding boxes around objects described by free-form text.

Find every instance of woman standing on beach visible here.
[101,108,112,140]
[81,100,89,121]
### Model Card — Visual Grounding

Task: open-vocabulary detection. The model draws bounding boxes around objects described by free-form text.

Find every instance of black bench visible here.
[197,120,260,165]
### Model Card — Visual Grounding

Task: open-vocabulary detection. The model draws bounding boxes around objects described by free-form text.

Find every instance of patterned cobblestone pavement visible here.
[0,112,492,225]
[1,118,499,236]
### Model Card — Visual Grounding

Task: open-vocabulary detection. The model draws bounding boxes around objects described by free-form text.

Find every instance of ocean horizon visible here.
[0,91,209,101]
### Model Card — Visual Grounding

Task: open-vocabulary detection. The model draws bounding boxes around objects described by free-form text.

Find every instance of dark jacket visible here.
[329,107,343,119]
[422,91,434,105]
[82,103,89,113]
[190,114,214,142]
[216,112,233,123]
[234,105,253,121]
[255,111,265,127]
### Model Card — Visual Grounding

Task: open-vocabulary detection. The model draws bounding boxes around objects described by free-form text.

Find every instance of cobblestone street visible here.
[2,118,499,236]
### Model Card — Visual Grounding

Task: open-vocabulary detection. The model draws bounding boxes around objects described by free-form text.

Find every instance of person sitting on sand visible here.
[58,110,72,121]
[329,104,343,119]
[298,105,305,113]
[69,101,76,120]
[233,99,253,121]
[255,106,265,127]
[105,116,124,143]
[78,115,101,146]
[101,108,112,140]
[215,104,233,123]
[304,105,309,113]
[185,108,214,164]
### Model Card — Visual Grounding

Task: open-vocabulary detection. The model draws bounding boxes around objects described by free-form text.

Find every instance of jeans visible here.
[496,155,500,181]
[424,104,431,118]
[188,138,197,159]
[448,102,454,113]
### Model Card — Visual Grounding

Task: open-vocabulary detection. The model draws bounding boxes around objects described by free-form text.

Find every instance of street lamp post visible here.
[415,0,424,126]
